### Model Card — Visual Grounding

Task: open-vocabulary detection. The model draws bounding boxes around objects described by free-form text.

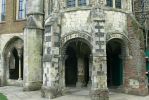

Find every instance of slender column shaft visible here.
[18,56,22,80]
[76,55,85,87]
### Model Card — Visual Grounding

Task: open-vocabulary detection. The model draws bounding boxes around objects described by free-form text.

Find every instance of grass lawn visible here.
[0,93,7,100]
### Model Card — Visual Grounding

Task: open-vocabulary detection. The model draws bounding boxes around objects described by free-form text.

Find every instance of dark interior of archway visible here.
[106,40,123,87]
[9,48,23,80]
[9,48,19,79]
[65,46,77,86]
[65,41,91,87]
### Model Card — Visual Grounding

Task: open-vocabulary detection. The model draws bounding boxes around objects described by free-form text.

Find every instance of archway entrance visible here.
[106,39,123,88]
[9,47,23,80]
[64,40,91,87]
[3,37,23,85]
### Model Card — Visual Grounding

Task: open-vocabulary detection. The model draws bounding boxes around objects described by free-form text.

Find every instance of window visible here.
[115,0,121,8]
[67,0,87,7]
[106,0,121,9]
[78,0,86,6]
[0,0,6,21]
[67,0,75,7]
[106,0,113,7]
[16,0,26,20]
[48,0,53,14]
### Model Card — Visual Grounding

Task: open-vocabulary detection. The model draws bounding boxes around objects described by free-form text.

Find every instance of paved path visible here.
[0,86,149,100]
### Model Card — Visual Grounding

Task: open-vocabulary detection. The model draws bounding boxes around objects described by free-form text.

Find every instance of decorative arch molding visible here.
[1,36,24,86]
[61,31,92,46]
[61,31,93,55]
[106,32,129,44]
[3,36,23,57]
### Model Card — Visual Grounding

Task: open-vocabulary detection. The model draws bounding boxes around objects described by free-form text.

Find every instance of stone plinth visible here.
[90,89,109,100]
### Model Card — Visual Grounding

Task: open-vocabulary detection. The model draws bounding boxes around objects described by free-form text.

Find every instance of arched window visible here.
[67,0,75,7]
[106,0,113,7]
[0,0,6,21]
[78,0,86,6]
[48,0,53,14]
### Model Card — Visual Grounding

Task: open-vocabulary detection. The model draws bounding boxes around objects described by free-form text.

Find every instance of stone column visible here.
[17,49,22,80]
[88,54,93,88]
[90,56,108,100]
[76,55,85,87]
[23,0,44,91]
[90,5,109,100]
[41,3,61,97]
[61,55,68,88]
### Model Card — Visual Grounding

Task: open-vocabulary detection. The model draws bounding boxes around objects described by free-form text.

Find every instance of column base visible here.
[41,86,62,99]
[23,81,42,91]
[90,89,109,100]
[76,81,85,88]
[18,78,22,81]
[87,81,91,88]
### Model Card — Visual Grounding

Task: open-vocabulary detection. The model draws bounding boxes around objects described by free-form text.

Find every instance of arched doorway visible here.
[3,37,23,85]
[106,39,124,88]
[64,39,91,87]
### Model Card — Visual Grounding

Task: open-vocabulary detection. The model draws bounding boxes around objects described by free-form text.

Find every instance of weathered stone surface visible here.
[0,1,148,100]
[90,89,109,100]
[43,54,51,62]
[23,81,42,91]
[41,86,62,99]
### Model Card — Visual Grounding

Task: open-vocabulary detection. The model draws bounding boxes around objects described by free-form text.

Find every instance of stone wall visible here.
[61,9,127,37]
[0,33,23,86]
[123,15,148,96]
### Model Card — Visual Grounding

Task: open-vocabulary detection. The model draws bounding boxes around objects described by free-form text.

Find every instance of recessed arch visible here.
[61,37,92,87]
[106,38,126,88]
[2,36,24,86]
[61,37,92,56]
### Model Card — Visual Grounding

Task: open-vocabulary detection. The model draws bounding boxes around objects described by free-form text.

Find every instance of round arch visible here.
[61,37,93,55]
[106,37,126,88]
[2,36,24,86]
[60,37,93,88]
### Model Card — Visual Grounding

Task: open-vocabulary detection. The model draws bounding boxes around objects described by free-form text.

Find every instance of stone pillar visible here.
[17,49,22,80]
[88,55,93,88]
[23,0,44,91]
[76,55,85,87]
[90,5,109,100]
[41,3,61,97]
[90,56,108,100]
[61,55,68,89]
[41,24,61,99]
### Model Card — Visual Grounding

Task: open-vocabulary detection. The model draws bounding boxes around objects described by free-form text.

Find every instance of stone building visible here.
[0,0,26,86]
[0,0,149,100]
[133,0,149,82]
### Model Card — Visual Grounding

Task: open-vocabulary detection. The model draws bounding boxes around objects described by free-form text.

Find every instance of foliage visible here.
[0,93,7,100]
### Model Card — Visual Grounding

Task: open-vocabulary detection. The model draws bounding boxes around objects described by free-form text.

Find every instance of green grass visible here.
[0,93,7,100]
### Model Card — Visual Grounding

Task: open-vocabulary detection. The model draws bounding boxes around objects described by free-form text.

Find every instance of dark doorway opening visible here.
[65,46,77,86]
[9,47,23,80]
[106,39,123,87]
[65,40,91,87]
[9,48,19,79]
